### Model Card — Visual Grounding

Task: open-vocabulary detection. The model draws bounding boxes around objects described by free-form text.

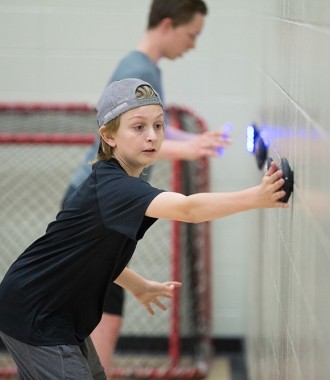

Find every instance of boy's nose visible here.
[146,128,157,141]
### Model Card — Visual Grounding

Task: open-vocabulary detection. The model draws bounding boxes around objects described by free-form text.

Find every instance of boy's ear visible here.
[99,126,116,147]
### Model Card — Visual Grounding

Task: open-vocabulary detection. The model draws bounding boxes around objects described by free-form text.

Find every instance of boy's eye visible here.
[155,123,164,130]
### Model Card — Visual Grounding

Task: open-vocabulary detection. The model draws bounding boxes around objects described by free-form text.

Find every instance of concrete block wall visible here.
[246,0,330,379]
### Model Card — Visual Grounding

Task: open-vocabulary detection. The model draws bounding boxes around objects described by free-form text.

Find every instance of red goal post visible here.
[0,102,212,379]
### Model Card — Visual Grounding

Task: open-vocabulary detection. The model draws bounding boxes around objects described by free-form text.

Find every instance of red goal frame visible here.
[0,102,212,379]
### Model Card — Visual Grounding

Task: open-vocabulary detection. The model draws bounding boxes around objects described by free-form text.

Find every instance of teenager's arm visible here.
[114,267,181,315]
[146,162,289,223]
[157,126,231,160]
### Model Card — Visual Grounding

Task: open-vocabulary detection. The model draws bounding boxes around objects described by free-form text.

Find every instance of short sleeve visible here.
[95,163,164,240]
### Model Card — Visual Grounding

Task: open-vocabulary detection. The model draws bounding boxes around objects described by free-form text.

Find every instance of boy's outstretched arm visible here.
[114,267,182,315]
[146,161,289,223]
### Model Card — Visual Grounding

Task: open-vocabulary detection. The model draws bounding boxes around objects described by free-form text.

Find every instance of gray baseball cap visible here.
[96,78,163,127]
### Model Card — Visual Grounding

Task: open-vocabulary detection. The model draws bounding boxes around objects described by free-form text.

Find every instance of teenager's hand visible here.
[158,130,231,160]
[133,280,182,315]
[185,130,232,159]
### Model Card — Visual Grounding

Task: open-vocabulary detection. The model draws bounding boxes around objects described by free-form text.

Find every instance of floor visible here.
[0,352,248,380]
[207,357,232,379]
[207,355,248,380]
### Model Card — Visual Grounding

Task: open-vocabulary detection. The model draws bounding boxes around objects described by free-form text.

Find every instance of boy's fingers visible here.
[153,298,167,311]
[164,281,182,288]
[273,178,285,190]
[266,161,278,176]
[278,191,286,200]
[144,298,167,315]
[145,304,155,316]
[269,169,282,181]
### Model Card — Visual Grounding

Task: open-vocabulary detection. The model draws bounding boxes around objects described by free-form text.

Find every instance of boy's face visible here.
[164,13,204,59]
[106,104,164,176]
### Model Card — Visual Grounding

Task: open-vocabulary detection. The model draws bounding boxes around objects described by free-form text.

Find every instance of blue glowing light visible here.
[246,123,269,169]
[246,124,257,153]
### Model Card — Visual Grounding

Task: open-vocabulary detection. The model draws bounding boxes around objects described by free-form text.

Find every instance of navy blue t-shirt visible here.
[0,159,164,345]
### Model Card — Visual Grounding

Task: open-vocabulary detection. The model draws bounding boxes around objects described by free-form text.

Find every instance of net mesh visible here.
[0,103,211,379]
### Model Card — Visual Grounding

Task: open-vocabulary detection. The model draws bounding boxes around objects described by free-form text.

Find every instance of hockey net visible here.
[0,103,212,379]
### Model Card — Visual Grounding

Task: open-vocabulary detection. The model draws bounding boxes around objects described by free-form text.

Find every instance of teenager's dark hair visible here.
[148,0,208,29]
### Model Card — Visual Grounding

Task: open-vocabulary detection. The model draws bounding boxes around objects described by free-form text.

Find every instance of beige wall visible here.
[246,0,330,379]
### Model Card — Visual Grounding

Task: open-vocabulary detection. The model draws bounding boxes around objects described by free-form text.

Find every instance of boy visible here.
[0,78,287,379]
[64,2,230,374]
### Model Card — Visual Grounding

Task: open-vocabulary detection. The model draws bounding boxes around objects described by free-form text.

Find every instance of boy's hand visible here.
[133,280,182,315]
[258,161,289,208]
